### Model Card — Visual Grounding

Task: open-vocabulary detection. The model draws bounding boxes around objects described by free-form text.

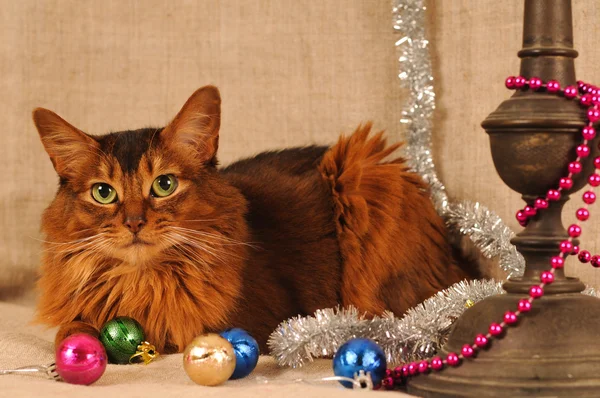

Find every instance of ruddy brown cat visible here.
[34,86,479,353]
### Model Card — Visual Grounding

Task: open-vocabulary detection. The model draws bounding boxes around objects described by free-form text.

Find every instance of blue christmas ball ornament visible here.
[219,328,260,379]
[333,338,387,388]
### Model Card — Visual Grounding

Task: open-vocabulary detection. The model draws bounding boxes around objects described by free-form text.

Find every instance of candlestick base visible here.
[407,287,600,397]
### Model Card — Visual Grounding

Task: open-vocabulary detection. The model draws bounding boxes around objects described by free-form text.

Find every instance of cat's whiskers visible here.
[69,227,98,236]
[165,231,224,262]
[178,219,221,223]
[40,234,110,256]
[33,233,106,247]
[169,226,257,248]
[166,229,242,261]
[161,233,214,274]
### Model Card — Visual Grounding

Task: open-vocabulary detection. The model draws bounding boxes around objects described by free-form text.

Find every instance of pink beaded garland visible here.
[583,191,596,204]
[431,357,443,371]
[559,177,573,189]
[568,224,582,237]
[581,94,593,106]
[418,360,430,374]
[582,126,596,140]
[550,256,564,269]
[541,271,555,284]
[572,245,580,255]
[547,189,561,201]
[524,205,537,217]
[489,323,503,336]
[505,76,516,89]
[546,80,560,92]
[446,353,460,367]
[408,362,418,376]
[529,285,544,299]
[503,311,518,325]
[592,256,600,268]
[461,344,475,358]
[588,108,600,123]
[514,76,527,88]
[589,174,600,187]
[529,77,543,90]
[576,208,590,221]
[568,161,582,174]
[559,240,573,253]
[535,198,549,209]
[382,377,395,390]
[579,250,592,263]
[474,334,489,348]
[594,157,600,169]
[518,299,532,313]
[577,145,591,157]
[564,85,578,98]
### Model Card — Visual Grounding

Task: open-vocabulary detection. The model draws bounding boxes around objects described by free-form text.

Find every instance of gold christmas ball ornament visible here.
[183,333,236,386]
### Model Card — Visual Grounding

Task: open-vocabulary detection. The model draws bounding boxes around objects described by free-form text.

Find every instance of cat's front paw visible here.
[55,321,100,346]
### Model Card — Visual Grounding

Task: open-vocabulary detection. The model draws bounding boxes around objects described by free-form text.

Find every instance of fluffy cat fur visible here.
[34,85,480,353]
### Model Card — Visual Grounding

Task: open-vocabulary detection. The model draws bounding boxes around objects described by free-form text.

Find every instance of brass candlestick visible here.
[408,0,600,396]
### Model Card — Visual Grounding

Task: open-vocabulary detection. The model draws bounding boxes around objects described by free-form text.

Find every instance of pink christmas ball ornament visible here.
[55,333,108,385]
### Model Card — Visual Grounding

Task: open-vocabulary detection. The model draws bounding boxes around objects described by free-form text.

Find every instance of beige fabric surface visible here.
[0,301,412,397]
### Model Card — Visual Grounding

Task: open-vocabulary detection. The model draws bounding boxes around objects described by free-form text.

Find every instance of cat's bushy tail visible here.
[319,123,479,316]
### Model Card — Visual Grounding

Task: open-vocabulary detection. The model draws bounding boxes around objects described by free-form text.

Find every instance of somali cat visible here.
[33,86,480,353]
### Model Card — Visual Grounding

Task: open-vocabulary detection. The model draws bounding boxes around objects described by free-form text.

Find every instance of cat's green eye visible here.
[151,174,178,197]
[91,183,118,204]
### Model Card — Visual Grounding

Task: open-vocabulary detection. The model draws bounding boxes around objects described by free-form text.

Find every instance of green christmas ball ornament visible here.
[99,317,146,364]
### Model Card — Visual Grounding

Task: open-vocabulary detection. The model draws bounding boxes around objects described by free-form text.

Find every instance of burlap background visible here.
[2,0,599,317]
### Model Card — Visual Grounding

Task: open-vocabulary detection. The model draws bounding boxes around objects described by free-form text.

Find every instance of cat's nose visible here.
[124,216,146,234]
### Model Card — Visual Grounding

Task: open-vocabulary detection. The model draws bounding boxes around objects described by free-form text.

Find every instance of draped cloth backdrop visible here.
[1,0,600,300]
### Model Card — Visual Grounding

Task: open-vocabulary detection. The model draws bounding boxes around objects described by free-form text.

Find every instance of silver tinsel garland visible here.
[267,0,597,367]
[445,201,525,278]
[268,280,505,368]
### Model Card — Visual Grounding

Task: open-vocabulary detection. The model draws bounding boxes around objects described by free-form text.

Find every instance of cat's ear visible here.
[32,108,99,178]
[162,85,221,165]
